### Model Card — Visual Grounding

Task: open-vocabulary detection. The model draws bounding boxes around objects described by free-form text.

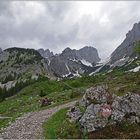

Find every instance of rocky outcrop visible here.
[67,85,140,133]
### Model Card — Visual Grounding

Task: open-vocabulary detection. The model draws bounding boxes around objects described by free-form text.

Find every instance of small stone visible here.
[67,106,82,122]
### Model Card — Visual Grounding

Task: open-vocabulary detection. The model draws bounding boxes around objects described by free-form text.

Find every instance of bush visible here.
[39,90,47,97]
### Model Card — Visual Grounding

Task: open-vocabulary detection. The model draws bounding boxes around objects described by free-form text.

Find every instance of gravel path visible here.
[1,101,77,139]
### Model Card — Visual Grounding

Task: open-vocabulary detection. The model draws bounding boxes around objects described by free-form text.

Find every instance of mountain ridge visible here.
[110,21,140,64]
[0,46,101,87]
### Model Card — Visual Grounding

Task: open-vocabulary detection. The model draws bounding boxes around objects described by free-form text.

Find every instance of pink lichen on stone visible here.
[101,104,112,117]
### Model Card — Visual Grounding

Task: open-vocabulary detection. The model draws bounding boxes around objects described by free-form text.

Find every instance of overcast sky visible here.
[0,1,140,59]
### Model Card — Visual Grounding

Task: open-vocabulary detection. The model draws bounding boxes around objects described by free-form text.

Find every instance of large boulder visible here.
[67,85,140,133]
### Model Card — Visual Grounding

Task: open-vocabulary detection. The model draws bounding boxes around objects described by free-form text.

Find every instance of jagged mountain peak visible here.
[61,47,76,55]
[38,48,44,52]
[60,47,78,61]
[48,45,101,78]
[45,49,54,58]
[93,21,140,74]
[77,46,100,63]
[0,45,101,80]
[62,47,72,52]
[38,48,54,58]
[125,21,140,41]
[60,46,100,63]
[110,21,140,64]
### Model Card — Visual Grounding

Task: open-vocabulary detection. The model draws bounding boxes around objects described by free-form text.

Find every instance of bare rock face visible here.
[38,46,100,78]
[110,21,140,64]
[67,85,140,133]
[77,46,100,63]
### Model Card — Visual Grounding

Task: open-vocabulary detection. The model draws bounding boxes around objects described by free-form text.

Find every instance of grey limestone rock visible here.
[67,106,82,122]
[67,85,140,133]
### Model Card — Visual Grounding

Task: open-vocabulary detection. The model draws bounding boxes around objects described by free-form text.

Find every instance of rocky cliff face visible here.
[76,46,100,64]
[110,21,140,64]
[91,21,140,74]
[47,46,100,78]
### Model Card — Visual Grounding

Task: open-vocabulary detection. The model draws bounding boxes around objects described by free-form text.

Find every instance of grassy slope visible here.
[0,76,98,131]
[0,65,140,136]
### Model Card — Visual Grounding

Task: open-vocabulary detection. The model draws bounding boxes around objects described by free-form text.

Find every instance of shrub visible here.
[39,90,47,97]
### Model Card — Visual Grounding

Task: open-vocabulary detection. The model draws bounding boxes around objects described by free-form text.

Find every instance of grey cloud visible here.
[80,1,140,58]
[44,1,72,19]
[0,1,140,59]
